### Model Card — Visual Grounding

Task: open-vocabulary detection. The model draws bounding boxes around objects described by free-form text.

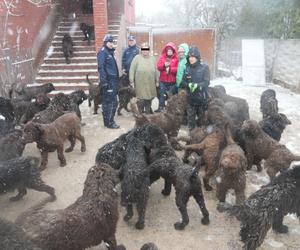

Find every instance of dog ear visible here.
[33,123,44,136]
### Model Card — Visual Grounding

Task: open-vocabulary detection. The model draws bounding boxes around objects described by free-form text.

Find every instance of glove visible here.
[188,83,198,93]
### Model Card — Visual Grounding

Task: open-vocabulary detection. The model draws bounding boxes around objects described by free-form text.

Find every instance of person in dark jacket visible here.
[122,35,140,85]
[97,34,120,129]
[156,42,178,112]
[181,46,210,131]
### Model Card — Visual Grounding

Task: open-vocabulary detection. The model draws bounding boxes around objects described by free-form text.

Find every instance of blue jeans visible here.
[158,82,176,108]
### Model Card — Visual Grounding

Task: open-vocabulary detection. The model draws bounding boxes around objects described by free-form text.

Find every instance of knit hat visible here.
[188,46,201,59]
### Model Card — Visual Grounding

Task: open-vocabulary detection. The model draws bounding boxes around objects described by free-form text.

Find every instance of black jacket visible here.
[122,45,140,73]
[97,45,119,87]
[182,60,210,105]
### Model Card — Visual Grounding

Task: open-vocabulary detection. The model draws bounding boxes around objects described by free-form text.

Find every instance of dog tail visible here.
[224,122,235,145]
[129,100,139,116]
[86,74,93,85]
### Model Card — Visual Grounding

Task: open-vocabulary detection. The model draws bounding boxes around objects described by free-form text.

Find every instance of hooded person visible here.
[97,34,120,129]
[156,42,179,112]
[181,46,210,131]
[176,43,189,89]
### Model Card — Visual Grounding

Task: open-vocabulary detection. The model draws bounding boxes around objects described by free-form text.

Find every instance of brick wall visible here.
[93,0,108,51]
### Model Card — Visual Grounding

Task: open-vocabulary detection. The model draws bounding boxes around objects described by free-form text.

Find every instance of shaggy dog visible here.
[0,96,15,121]
[182,125,227,191]
[216,127,247,205]
[16,163,125,250]
[23,112,86,169]
[133,90,187,149]
[260,88,278,119]
[209,86,250,122]
[0,217,41,250]
[0,130,26,161]
[121,136,150,230]
[149,144,210,230]
[80,23,95,45]
[258,113,291,141]
[17,83,55,101]
[0,156,56,201]
[140,242,159,250]
[117,86,136,115]
[223,165,300,250]
[32,93,70,124]
[95,124,168,170]
[241,120,300,178]
[68,89,88,119]
[62,34,74,64]
[0,120,15,138]
[86,74,100,114]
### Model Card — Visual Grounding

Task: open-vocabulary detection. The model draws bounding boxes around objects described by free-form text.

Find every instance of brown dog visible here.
[16,163,124,250]
[216,126,247,205]
[242,120,300,179]
[23,112,86,169]
[133,90,187,149]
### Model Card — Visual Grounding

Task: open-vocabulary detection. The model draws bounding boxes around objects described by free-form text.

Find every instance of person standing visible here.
[122,35,140,85]
[181,46,210,131]
[156,42,178,112]
[97,34,120,129]
[129,42,158,114]
[176,43,189,90]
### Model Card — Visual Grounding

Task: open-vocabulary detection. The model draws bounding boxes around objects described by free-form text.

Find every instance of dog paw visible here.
[161,189,171,196]
[50,195,57,202]
[201,216,210,225]
[60,162,67,167]
[174,222,186,230]
[274,225,289,234]
[123,214,133,222]
[9,196,21,202]
[204,185,213,191]
[65,148,73,153]
[81,146,86,152]
[135,221,145,230]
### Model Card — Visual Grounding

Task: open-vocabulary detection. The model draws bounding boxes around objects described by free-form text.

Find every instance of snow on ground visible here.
[0,77,299,250]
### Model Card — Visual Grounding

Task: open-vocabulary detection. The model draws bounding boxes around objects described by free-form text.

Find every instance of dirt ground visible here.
[1,79,300,250]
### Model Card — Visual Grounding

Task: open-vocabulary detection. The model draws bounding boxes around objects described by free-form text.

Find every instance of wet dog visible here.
[0,130,26,161]
[260,89,278,119]
[16,163,125,250]
[23,112,86,169]
[86,74,101,114]
[80,23,95,45]
[0,96,15,121]
[0,156,56,201]
[62,34,74,64]
[118,86,135,115]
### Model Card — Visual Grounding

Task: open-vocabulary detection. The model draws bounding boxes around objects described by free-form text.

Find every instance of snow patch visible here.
[265,239,284,248]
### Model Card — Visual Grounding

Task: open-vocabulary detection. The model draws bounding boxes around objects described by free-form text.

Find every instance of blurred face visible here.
[189,56,197,65]
[166,48,173,57]
[106,41,114,49]
[141,49,150,56]
[128,39,136,46]
[178,47,185,59]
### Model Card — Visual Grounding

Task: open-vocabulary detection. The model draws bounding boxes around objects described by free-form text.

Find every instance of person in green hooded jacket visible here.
[175,43,189,92]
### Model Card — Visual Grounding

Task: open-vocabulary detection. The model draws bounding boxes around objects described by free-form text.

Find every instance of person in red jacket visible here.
[156,42,178,112]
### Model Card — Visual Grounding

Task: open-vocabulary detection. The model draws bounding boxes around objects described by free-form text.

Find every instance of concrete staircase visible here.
[30,13,121,95]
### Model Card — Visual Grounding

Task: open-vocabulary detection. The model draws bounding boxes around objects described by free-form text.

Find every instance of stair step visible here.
[40,63,97,71]
[38,71,98,77]
[46,51,96,57]
[44,57,96,64]
[50,45,95,52]
[51,41,95,46]
[36,75,98,84]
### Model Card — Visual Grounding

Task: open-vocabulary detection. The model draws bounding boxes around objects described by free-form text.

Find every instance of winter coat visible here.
[176,43,189,87]
[129,54,158,100]
[182,60,210,105]
[97,45,119,88]
[122,44,140,73]
[156,42,178,83]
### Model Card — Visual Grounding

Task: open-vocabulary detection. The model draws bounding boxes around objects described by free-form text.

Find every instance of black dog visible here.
[220,165,300,250]
[0,130,26,161]
[68,89,88,119]
[0,217,41,250]
[15,83,55,101]
[0,119,15,138]
[148,145,210,230]
[121,136,150,230]
[0,156,56,201]
[260,88,278,119]
[80,23,95,45]
[259,113,291,141]
[62,34,74,64]
[118,86,136,115]
[86,74,101,114]
[0,96,15,121]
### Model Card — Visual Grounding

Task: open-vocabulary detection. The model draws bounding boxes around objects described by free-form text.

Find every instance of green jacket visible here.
[176,43,189,87]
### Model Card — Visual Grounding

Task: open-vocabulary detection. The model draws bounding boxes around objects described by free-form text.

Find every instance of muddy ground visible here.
[1,78,299,250]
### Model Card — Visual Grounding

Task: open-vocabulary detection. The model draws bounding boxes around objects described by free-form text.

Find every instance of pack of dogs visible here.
[0,78,299,250]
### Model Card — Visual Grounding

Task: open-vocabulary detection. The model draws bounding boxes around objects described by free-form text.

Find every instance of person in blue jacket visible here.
[97,34,120,129]
[122,35,140,84]
[181,46,210,131]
